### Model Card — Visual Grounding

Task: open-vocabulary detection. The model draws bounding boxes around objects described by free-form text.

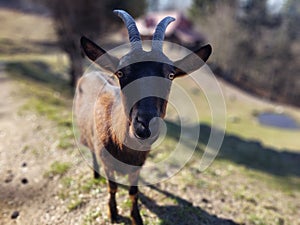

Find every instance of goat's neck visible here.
[110,93,152,151]
[110,92,128,149]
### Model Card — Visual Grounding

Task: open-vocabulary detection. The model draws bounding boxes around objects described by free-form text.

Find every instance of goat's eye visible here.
[116,71,123,78]
[168,72,175,80]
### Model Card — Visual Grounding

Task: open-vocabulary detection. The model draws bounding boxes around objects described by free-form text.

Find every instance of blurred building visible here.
[147,0,192,12]
[135,11,205,49]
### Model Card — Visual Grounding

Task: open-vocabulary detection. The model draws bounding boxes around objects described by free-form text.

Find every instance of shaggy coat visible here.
[76,73,149,175]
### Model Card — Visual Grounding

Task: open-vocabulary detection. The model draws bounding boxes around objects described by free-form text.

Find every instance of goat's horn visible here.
[113,10,142,50]
[152,16,175,51]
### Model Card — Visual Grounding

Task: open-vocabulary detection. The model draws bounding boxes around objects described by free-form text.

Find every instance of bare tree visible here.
[191,0,300,106]
[42,0,146,87]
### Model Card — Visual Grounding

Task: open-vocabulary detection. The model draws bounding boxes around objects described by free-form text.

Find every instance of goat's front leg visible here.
[104,167,118,223]
[129,170,143,225]
[91,151,100,179]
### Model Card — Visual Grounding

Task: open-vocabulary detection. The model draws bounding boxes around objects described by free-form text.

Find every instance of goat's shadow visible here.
[110,182,238,225]
[165,120,300,178]
[139,184,239,225]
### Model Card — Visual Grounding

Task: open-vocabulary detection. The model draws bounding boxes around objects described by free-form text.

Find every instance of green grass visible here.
[44,161,72,178]
[4,59,77,154]
[83,210,102,225]
[248,214,267,225]
[67,198,84,211]
[61,177,74,188]
[81,178,106,193]
[174,76,300,151]
[0,8,56,55]
[17,80,75,152]
[5,60,70,94]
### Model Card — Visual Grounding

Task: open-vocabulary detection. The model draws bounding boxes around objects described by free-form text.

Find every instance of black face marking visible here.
[116,61,174,89]
[115,57,174,140]
[81,36,211,141]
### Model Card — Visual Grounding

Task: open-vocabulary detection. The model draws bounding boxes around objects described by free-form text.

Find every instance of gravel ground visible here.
[0,69,299,225]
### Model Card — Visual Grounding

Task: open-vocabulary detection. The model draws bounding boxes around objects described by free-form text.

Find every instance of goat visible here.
[75,10,211,225]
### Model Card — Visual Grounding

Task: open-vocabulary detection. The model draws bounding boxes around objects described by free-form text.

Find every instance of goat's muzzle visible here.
[133,114,160,140]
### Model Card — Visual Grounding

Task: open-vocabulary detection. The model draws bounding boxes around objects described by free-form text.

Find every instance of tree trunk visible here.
[69,53,83,88]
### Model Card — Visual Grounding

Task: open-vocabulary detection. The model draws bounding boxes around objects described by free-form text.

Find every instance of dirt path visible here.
[0,71,45,223]
[0,68,77,224]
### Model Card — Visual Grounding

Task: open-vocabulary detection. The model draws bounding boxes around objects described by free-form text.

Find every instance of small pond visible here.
[258,112,300,130]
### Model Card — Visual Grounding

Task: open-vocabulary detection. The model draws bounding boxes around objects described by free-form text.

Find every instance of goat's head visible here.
[80,10,211,141]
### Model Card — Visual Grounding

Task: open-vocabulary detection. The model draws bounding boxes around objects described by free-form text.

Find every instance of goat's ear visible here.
[80,36,119,73]
[174,44,212,77]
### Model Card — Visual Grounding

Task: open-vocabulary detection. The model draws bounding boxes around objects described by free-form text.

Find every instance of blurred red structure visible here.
[135,11,206,49]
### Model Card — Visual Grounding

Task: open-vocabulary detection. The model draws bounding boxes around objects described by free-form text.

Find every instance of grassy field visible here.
[1,8,300,225]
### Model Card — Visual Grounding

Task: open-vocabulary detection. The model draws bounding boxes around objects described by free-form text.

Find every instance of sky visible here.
[267,0,285,13]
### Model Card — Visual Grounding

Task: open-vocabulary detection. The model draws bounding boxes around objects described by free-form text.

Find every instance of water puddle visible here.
[258,112,300,130]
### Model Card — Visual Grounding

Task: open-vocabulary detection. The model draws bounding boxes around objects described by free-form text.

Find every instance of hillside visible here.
[0,8,300,225]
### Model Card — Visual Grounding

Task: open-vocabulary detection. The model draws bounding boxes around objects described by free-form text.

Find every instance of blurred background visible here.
[0,0,299,224]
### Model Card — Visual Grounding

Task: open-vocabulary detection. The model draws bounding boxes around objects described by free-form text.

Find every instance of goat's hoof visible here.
[93,171,100,179]
[110,213,119,223]
[109,208,119,223]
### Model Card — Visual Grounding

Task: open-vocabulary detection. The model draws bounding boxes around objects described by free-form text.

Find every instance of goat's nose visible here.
[134,116,160,140]
[135,118,151,139]
[134,117,151,139]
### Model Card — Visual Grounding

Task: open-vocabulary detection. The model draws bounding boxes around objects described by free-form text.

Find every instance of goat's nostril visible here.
[135,128,151,140]
[134,120,151,139]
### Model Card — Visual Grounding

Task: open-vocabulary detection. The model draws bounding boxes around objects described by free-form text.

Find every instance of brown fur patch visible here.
[76,72,150,177]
